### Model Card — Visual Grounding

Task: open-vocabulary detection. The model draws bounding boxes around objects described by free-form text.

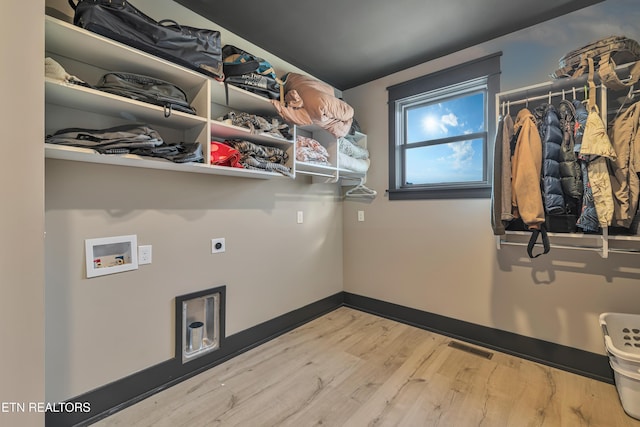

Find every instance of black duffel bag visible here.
[95,72,197,116]
[68,0,223,80]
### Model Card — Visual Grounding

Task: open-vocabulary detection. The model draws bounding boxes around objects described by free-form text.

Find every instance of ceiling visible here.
[174,0,603,91]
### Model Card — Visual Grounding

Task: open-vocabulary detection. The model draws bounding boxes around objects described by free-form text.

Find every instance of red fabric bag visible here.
[211,141,243,168]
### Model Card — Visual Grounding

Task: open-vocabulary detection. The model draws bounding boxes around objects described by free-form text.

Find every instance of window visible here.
[388,53,501,200]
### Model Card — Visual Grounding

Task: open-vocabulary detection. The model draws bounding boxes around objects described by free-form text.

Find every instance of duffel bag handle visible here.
[158,19,183,30]
[69,0,126,10]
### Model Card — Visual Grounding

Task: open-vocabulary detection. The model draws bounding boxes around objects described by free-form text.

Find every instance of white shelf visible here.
[295,127,369,183]
[210,82,280,117]
[45,144,281,179]
[295,162,338,178]
[210,121,293,150]
[44,15,360,183]
[338,168,367,181]
[45,78,208,128]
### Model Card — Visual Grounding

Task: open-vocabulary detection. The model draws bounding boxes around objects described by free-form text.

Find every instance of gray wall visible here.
[342,0,640,357]
[0,1,46,426]
[45,162,343,402]
[44,0,343,403]
[12,0,640,419]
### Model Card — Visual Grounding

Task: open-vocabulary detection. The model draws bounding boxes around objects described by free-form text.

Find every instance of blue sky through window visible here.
[405,92,485,185]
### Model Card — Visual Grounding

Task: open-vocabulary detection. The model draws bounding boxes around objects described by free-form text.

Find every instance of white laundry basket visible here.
[600,312,640,420]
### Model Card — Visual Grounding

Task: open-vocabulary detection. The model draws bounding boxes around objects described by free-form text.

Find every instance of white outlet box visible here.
[138,245,152,265]
[358,210,365,222]
[297,211,304,224]
[211,238,225,254]
[85,235,138,278]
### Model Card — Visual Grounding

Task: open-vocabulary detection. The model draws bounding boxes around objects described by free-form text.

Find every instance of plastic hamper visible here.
[610,359,640,420]
[600,312,640,420]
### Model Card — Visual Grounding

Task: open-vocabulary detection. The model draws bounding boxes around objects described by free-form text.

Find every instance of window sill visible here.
[388,186,491,200]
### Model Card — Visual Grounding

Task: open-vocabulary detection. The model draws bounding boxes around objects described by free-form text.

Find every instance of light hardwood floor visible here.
[94,307,640,427]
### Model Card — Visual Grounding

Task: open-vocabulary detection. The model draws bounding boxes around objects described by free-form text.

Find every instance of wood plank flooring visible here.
[93,307,640,427]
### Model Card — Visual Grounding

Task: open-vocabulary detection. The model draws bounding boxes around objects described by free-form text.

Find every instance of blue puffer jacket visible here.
[536,104,566,215]
[573,99,599,232]
[557,100,583,214]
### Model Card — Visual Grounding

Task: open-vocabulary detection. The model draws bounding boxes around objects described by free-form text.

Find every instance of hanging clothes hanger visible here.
[345,177,377,199]
[610,84,636,125]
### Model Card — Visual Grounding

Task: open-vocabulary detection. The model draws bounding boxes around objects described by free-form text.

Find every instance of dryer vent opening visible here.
[175,286,225,364]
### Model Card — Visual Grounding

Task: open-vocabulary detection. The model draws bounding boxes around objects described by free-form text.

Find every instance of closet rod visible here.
[501,84,601,109]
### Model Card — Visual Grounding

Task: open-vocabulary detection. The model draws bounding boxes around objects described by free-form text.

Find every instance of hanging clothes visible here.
[511,108,545,230]
[571,98,600,232]
[491,113,514,235]
[579,58,617,228]
[608,100,640,228]
[556,99,583,215]
[535,103,566,215]
[580,109,617,227]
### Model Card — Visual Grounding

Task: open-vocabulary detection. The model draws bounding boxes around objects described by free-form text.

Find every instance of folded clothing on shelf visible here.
[218,111,291,140]
[338,137,369,160]
[338,152,370,173]
[296,136,330,165]
[225,139,293,177]
[46,124,164,152]
[46,124,203,163]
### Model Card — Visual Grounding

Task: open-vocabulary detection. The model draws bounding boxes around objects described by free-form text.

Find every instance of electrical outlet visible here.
[358,210,365,222]
[138,245,152,265]
[297,211,304,224]
[211,238,225,254]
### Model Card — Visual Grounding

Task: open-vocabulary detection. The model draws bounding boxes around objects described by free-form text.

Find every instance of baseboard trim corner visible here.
[45,292,343,427]
[47,291,613,426]
[343,292,613,385]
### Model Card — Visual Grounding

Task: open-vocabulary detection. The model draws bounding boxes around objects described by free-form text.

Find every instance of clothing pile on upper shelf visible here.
[492,86,640,246]
[217,111,292,140]
[271,73,354,138]
[45,124,204,163]
[338,136,370,173]
[213,139,293,177]
[295,136,330,165]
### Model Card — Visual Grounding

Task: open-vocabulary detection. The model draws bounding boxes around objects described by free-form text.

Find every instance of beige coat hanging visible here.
[580,105,617,227]
[579,57,618,228]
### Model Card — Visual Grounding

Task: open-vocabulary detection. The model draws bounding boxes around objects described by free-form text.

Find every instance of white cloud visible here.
[441,112,459,127]
[505,0,640,46]
[447,141,475,170]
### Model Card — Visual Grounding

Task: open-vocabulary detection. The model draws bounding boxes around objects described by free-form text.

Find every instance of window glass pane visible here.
[406,92,485,143]
[405,139,484,185]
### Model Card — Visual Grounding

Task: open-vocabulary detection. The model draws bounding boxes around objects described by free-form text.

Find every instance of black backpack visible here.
[95,72,197,117]
[222,45,283,100]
